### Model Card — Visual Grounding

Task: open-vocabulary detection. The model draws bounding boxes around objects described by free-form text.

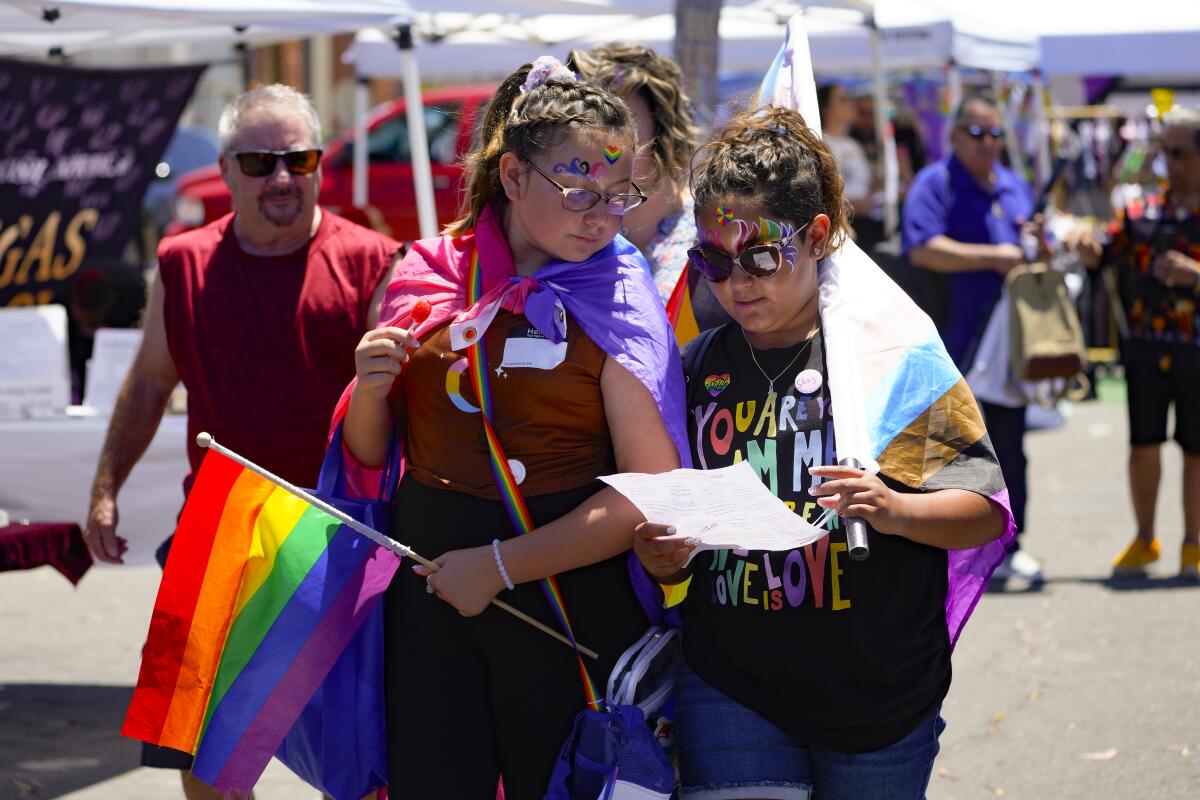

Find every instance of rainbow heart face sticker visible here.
[716,207,734,226]
[705,373,731,396]
[603,145,622,164]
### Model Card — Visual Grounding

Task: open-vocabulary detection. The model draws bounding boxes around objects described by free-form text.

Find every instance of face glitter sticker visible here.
[716,207,735,226]
[603,145,622,164]
[704,373,731,396]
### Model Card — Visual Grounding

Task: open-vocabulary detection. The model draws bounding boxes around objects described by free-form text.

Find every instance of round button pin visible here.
[794,369,822,394]
[508,458,527,485]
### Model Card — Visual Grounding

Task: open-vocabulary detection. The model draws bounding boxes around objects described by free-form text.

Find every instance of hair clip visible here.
[521,55,577,94]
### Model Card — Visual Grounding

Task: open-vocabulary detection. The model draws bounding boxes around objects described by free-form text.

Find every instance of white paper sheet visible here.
[83,327,142,412]
[0,304,71,420]
[600,461,829,564]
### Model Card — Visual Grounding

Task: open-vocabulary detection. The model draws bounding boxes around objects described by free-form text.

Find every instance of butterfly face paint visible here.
[730,216,800,270]
[690,210,805,283]
[553,157,608,181]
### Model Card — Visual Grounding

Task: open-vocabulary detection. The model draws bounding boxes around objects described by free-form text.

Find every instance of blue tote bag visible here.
[274,425,399,800]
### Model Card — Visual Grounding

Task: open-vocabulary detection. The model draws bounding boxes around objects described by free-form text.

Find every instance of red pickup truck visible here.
[168,85,495,242]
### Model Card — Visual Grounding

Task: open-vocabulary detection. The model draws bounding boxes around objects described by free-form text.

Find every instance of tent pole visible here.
[866,13,898,237]
[354,75,369,210]
[233,26,251,90]
[395,22,438,239]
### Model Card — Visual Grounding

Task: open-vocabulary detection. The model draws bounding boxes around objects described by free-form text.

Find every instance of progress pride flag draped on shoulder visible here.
[760,17,1015,644]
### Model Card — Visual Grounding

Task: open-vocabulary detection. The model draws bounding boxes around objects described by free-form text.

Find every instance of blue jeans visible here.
[675,663,945,800]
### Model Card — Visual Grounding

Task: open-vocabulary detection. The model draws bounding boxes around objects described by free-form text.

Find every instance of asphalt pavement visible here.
[1,398,1196,799]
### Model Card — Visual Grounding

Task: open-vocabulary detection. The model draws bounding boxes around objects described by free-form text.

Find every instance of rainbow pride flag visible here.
[122,448,398,791]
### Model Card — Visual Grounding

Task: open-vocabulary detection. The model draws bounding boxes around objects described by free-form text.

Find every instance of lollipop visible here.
[410,299,432,331]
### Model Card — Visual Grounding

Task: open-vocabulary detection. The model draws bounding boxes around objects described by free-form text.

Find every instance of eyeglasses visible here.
[687,223,809,283]
[959,124,1005,141]
[522,158,647,216]
[228,149,323,177]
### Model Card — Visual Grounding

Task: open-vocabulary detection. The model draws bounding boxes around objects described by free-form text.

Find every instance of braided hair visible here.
[446,63,636,236]
[691,106,851,252]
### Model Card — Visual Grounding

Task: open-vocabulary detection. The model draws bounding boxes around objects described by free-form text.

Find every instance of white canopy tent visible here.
[371,2,1037,83]
[0,0,644,237]
[1033,0,1200,78]
[0,0,416,55]
[0,0,640,56]
[347,2,1038,235]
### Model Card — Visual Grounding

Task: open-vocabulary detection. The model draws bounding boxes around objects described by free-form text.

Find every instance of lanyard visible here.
[464,246,602,711]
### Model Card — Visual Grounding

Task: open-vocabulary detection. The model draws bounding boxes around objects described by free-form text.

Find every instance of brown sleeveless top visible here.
[395,309,615,499]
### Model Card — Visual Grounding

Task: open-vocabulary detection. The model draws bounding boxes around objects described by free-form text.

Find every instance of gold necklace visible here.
[741,325,817,394]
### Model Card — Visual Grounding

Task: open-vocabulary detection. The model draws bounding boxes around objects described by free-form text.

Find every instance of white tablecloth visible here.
[0,415,189,566]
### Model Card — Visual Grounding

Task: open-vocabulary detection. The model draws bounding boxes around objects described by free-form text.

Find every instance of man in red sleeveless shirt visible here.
[82,85,400,799]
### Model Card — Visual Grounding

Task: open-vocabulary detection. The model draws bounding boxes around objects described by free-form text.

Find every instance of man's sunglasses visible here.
[960,124,1005,141]
[229,148,323,177]
[523,158,647,216]
[687,223,809,283]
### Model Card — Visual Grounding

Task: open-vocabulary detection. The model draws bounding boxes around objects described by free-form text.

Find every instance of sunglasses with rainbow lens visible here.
[229,148,323,177]
[687,222,809,283]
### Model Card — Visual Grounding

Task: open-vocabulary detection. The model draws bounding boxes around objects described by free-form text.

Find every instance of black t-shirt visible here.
[681,324,952,753]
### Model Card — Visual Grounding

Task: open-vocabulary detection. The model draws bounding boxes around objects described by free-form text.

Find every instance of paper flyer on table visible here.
[600,461,829,565]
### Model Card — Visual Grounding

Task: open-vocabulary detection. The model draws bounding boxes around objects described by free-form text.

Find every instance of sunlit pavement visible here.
[2,399,1196,799]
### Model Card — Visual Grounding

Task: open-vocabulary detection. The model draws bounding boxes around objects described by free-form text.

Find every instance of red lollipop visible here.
[411,298,432,326]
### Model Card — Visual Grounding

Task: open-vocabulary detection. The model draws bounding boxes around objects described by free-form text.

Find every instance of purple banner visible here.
[0,58,203,307]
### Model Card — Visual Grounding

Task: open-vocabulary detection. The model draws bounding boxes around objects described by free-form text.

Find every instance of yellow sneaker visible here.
[1112,537,1161,575]
[1182,543,1200,579]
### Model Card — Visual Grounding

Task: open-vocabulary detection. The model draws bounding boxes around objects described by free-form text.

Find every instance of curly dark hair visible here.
[690,106,851,251]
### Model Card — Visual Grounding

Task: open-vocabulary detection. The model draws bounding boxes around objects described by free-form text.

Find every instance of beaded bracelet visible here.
[492,539,515,591]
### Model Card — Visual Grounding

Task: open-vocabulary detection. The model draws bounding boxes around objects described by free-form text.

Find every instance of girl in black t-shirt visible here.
[633,107,1009,800]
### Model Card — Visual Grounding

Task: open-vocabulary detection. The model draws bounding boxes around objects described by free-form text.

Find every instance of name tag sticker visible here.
[501,324,567,370]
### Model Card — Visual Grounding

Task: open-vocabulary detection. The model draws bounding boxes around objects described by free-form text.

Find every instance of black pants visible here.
[385,476,648,800]
[980,402,1027,542]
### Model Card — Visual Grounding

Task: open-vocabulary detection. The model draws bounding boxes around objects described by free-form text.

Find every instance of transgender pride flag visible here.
[760,17,1016,644]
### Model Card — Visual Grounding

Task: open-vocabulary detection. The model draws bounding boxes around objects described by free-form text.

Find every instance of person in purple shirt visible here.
[902,90,1043,582]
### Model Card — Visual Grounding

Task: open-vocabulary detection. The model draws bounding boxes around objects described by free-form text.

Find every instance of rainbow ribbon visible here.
[464,248,603,711]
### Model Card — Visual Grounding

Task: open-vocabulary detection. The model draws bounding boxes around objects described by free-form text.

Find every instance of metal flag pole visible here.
[196,432,598,660]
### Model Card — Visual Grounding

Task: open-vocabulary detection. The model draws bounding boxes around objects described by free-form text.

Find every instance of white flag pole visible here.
[196,432,597,659]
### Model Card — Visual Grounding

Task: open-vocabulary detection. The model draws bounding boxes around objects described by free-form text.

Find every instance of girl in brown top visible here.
[342,58,684,798]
